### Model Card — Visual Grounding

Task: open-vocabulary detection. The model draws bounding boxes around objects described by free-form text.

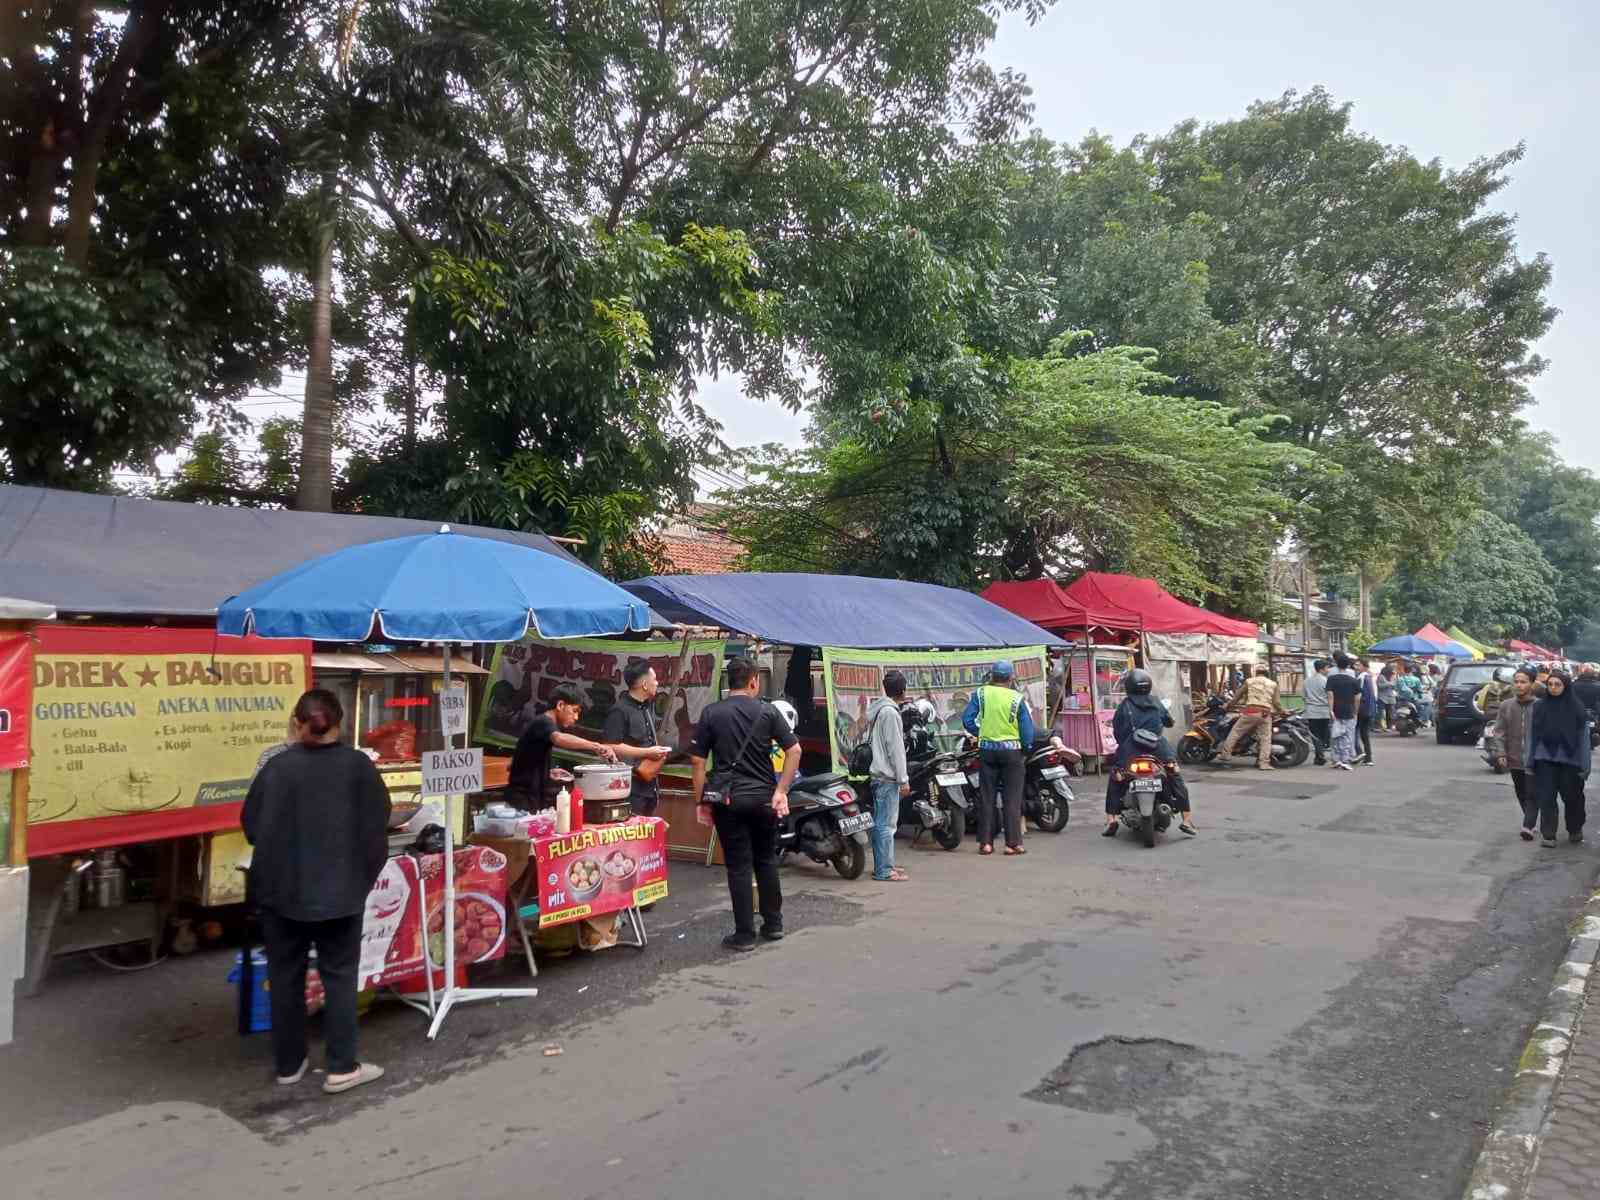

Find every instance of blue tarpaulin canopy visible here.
[218,527,651,643]
[622,572,1066,649]
[1368,633,1453,657]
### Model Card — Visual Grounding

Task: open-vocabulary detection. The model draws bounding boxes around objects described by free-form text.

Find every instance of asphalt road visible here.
[3,734,1597,1199]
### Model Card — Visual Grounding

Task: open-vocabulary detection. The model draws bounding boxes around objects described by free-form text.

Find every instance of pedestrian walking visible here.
[1355,660,1378,764]
[1492,666,1539,839]
[1302,659,1332,766]
[1325,655,1362,771]
[1573,663,1600,722]
[1215,665,1286,770]
[690,658,800,950]
[961,660,1037,856]
[1530,669,1590,848]
[865,670,911,882]
[241,689,390,1093]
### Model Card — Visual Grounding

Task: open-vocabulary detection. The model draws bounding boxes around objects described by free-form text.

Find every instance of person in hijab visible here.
[1529,669,1592,848]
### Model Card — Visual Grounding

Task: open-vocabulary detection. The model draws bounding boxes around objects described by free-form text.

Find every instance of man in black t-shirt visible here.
[507,683,617,808]
[691,658,800,951]
[602,662,673,815]
[1324,654,1363,772]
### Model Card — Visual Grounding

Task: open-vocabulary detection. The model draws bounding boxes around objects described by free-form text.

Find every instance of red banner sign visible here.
[0,635,31,770]
[532,817,669,927]
[359,845,509,989]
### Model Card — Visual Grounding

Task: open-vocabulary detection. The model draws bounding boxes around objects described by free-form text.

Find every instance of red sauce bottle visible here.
[571,783,585,831]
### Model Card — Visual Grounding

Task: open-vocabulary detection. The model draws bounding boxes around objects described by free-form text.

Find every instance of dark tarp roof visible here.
[0,484,595,620]
[622,572,1066,649]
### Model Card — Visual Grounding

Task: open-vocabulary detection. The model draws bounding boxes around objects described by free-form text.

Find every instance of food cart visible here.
[1057,643,1138,764]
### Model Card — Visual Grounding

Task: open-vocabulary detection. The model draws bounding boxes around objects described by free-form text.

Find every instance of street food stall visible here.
[618,572,1068,861]
[219,525,657,1036]
[1058,643,1138,761]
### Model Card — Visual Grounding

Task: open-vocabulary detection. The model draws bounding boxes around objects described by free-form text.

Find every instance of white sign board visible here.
[421,747,484,797]
[440,683,469,738]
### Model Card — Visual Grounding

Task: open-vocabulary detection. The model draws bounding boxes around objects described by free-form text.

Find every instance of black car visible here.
[1436,660,1516,744]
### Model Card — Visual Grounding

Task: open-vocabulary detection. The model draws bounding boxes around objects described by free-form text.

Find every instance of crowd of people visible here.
[1490,663,1598,847]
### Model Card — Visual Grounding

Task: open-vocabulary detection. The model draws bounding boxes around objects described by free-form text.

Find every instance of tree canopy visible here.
[1380,510,1560,640]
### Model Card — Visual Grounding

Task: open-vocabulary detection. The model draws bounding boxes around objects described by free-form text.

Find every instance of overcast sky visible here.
[707,0,1597,471]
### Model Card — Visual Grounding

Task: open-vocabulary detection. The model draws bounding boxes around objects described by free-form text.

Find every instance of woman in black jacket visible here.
[242,689,391,1093]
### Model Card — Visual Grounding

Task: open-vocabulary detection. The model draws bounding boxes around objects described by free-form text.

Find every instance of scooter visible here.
[1179,696,1308,767]
[1109,754,1177,848]
[1390,698,1420,737]
[778,773,872,879]
[957,736,1077,835]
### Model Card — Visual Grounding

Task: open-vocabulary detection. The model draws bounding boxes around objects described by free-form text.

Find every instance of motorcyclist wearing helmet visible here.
[1104,669,1195,838]
[1474,666,1517,725]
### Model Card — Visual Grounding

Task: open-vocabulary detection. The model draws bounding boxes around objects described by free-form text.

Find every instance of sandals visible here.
[1004,845,1026,856]
[979,844,994,855]
[878,868,909,881]
[323,1062,385,1095]
[1102,824,1118,838]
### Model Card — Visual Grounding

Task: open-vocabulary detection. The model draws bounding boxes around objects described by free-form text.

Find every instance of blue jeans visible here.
[871,778,899,879]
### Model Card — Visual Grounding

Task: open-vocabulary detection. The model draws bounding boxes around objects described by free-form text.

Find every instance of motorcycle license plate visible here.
[935,772,967,788]
[1040,765,1068,779]
[1132,778,1161,793]
[837,813,873,835]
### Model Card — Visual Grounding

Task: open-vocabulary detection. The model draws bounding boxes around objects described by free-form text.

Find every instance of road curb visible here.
[1465,890,1600,1200]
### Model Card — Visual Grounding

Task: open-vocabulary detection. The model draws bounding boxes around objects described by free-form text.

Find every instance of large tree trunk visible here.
[62,0,170,268]
[295,176,338,512]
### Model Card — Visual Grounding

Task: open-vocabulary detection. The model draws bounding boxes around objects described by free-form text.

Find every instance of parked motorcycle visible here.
[1390,697,1421,738]
[1178,696,1307,768]
[778,772,872,879]
[1110,755,1177,848]
[890,702,968,850]
[958,735,1077,835]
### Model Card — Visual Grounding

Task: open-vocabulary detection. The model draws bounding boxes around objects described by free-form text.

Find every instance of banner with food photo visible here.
[532,817,669,927]
[475,635,726,774]
[820,646,1049,773]
[359,844,509,988]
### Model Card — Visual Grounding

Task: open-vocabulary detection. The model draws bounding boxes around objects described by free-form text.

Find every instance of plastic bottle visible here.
[555,786,571,834]
[571,783,585,831]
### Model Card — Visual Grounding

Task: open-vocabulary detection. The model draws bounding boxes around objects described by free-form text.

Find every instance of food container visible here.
[573,761,633,801]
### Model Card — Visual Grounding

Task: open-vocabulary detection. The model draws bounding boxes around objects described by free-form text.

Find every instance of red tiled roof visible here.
[658,518,744,575]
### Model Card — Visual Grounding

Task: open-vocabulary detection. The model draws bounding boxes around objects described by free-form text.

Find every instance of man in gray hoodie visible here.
[866,671,912,881]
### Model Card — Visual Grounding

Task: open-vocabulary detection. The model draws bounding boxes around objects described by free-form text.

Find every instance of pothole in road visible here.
[1025,1036,1211,1113]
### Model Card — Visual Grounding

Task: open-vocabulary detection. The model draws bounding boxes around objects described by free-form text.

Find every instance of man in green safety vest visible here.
[961,660,1037,856]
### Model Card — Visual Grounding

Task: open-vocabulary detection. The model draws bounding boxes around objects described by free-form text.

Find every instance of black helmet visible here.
[1123,668,1153,696]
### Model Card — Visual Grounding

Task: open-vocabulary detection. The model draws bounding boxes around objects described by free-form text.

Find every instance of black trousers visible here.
[1534,762,1587,839]
[1306,718,1331,762]
[711,793,781,935]
[978,747,1025,848]
[1511,769,1536,828]
[259,909,363,1077]
[1356,715,1374,763]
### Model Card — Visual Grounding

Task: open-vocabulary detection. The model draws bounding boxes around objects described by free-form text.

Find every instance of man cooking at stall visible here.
[603,661,674,816]
[507,683,619,809]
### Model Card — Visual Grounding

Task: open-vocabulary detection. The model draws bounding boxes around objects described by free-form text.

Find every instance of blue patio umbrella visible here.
[217,526,650,641]
[217,526,651,1039]
[1368,633,1452,657]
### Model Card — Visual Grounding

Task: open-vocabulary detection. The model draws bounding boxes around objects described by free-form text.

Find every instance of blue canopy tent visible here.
[219,526,651,1039]
[621,572,1067,649]
[1368,633,1452,657]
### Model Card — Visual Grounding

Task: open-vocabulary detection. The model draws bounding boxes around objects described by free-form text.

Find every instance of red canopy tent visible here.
[979,579,1141,634]
[1507,637,1559,659]
[1060,572,1257,638]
